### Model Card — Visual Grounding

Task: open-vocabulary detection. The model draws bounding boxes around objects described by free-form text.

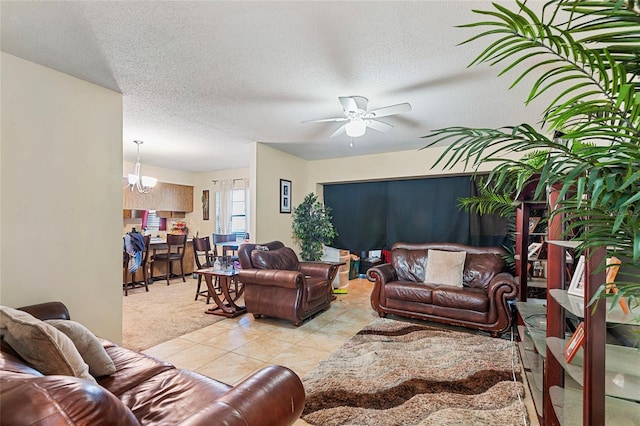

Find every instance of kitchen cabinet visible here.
[123,179,193,212]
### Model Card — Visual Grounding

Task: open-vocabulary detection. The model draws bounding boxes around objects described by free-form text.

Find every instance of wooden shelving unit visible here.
[515,187,639,425]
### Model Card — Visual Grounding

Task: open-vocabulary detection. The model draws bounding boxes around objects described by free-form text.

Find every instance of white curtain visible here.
[213,179,234,233]
[242,178,250,238]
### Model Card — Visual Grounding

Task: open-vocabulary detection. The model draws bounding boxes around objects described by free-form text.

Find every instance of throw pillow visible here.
[0,306,95,383]
[251,247,300,271]
[45,319,116,377]
[463,253,505,289]
[424,249,466,287]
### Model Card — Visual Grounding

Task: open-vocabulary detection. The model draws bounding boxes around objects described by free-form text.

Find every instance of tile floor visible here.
[142,278,538,426]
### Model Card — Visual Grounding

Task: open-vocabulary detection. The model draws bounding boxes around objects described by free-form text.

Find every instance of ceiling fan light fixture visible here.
[345,119,366,137]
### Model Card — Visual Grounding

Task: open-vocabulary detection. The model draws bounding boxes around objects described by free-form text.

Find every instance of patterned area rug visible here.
[302,318,526,426]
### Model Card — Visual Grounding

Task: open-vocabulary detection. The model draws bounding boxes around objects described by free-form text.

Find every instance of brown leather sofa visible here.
[0,302,305,426]
[238,241,339,326]
[368,242,518,337]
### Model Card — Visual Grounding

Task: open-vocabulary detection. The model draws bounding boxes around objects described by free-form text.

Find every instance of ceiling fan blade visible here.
[366,119,393,132]
[339,96,358,113]
[367,102,412,118]
[301,117,348,124]
[330,123,347,138]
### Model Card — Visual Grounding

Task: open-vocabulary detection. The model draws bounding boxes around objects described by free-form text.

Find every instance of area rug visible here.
[302,318,526,426]
[122,279,226,351]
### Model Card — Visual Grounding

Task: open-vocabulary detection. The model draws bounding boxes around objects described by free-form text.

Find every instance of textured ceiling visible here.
[1,1,547,173]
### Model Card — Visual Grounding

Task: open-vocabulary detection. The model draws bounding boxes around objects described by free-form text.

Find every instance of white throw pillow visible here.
[424,249,466,287]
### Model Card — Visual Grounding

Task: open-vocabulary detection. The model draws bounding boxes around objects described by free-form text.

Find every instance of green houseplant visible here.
[292,193,338,261]
[423,0,640,311]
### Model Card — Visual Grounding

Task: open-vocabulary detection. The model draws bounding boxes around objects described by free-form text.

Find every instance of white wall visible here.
[1,53,123,342]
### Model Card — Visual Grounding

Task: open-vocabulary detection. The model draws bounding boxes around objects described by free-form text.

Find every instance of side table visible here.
[196,268,246,318]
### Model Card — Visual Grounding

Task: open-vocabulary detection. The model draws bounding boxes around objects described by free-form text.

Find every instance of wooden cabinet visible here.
[515,187,639,425]
[123,179,193,212]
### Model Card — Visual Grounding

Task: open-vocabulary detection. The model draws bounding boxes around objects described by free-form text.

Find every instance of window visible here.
[215,189,246,233]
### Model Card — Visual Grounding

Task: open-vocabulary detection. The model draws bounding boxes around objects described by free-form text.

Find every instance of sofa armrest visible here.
[0,376,140,425]
[180,366,305,426]
[18,301,70,321]
[366,263,397,284]
[300,262,338,280]
[239,269,304,290]
[486,272,518,299]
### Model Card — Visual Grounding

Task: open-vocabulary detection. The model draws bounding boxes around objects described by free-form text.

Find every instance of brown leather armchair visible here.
[238,241,340,326]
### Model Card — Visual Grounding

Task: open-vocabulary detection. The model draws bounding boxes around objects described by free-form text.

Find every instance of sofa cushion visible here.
[0,306,95,383]
[432,286,489,312]
[392,248,429,282]
[424,249,466,287]
[251,247,300,271]
[45,319,116,377]
[463,253,506,289]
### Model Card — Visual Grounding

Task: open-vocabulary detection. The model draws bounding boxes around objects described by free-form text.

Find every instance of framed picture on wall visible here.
[280,179,292,214]
[202,190,210,221]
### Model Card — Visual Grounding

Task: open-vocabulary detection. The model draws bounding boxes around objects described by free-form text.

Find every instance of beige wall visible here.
[253,144,307,249]
[1,53,124,342]
[307,145,502,194]
[188,167,250,240]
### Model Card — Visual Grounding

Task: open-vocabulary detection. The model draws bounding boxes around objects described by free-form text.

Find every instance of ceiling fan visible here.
[302,96,412,138]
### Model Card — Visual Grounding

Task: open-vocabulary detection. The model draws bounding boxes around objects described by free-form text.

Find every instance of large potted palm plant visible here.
[423,0,639,309]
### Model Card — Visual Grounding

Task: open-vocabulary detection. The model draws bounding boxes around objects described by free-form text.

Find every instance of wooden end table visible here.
[196,268,246,318]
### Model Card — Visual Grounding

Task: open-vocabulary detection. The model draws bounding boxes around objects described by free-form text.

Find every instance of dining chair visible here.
[192,236,214,303]
[151,233,187,285]
[212,233,239,259]
[123,234,150,296]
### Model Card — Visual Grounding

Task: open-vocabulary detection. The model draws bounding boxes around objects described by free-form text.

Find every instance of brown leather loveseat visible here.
[368,242,517,337]
[238,241,339,326]
[0,301,305,425]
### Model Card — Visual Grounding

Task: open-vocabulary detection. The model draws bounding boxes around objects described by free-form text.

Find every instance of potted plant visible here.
[422,0,639,309]
[292,193,338,261]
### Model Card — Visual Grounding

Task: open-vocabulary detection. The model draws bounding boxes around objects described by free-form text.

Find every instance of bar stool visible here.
[151,234,187,285]
[192,236,214,303]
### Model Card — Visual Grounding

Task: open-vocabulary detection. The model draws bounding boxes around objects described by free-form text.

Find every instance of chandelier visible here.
[127,140,157,193]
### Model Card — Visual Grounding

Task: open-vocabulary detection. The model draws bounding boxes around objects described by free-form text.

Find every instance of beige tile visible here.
[263,325,315,344]
[202,326,264,351]
[232,336,295,362]
[142,337,197,360]
[180,323,231,343]
[269,345,332,379]
[297,330,349,352]
[196,352,267,385]
[164,343,227,371]
[292,417,311,426]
